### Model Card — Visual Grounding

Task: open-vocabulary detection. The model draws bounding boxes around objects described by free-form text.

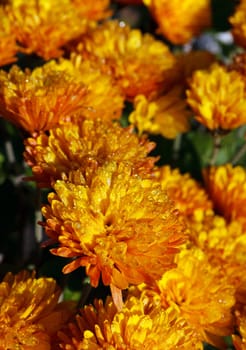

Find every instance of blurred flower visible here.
[156,248,235,346]
[203,164,246,228]
[230,0,246,49]
[5,0,98,60]
[46,56,124,121]
[24,117,157,187]
[56,295,200,350]
[129,86,191,139]
[154,165,212,216]
[0,270,74,350]
[74,20,176,100]
[42,162,187,293]
[0,7,18,66]
[143,0,211,44]
[187,64,246,130]
[0,63,87,133]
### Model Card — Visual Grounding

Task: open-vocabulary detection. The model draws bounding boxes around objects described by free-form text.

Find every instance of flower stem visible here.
[231,142,246,165]
[209,132,221,166]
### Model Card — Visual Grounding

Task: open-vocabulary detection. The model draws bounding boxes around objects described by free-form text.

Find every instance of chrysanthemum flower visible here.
[204,219,246,266]
[143,0,211,44]
[189,209,242,255]
[187,209,246,309]
[44,56,124,121]
[42,162,187,296]
[0,7,18,66]
[24,117,156,187]
[74,21,176,100]
[230,0,246,49]
[186,64,246,131]
[154,165,212,216]
[56,296,200,350]
[129,86,191,139]
[0,64,87,134]
[156,248,235,346]
[5,0,98,60]
[0,270,74,350]
[203,164,246,228]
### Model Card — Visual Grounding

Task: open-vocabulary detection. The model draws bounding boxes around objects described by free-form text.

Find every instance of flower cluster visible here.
[0,1,246,349]
[0,271,74,349]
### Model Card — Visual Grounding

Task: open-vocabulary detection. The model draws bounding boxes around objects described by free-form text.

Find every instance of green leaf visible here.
[63,287,82,302]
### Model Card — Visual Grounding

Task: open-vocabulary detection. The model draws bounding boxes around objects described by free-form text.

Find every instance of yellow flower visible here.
[187,209,246,309]
[0,7,18,66]
[44,56,124,121]
[5,0,96,60]
[129,86,191,139]
[24,117,157,187]
[203,164,246,228]
[42,162,187,292]
[189,209,243,257]
[0,64,87,133]
[56,296,200,350]
[0,270,74,350]
[75,20,176,100]
[156,248,235,346]
[154,165,212,216]
[230,0,246,49]
[143,0,211,44]
[187,63,246,130]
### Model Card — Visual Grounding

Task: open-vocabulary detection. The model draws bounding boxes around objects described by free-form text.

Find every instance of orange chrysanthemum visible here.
[188,209,245,259]
[203,164,246,228]
[42,162,187,293]
[74,20,176,100]
[43,56,124,121]
[0,63,87,134]
[0,7,18,67]
[129,86,191,139]
[156,248,235,346]
[154,165,212,216]
[56,296,200,350]
[5,0,97,60]
[230,0,246,49]
[143,0,211,44]
[24,117,156,187]
[0,270,74,350]
[187,209,246,309]
[186,63,246,130]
